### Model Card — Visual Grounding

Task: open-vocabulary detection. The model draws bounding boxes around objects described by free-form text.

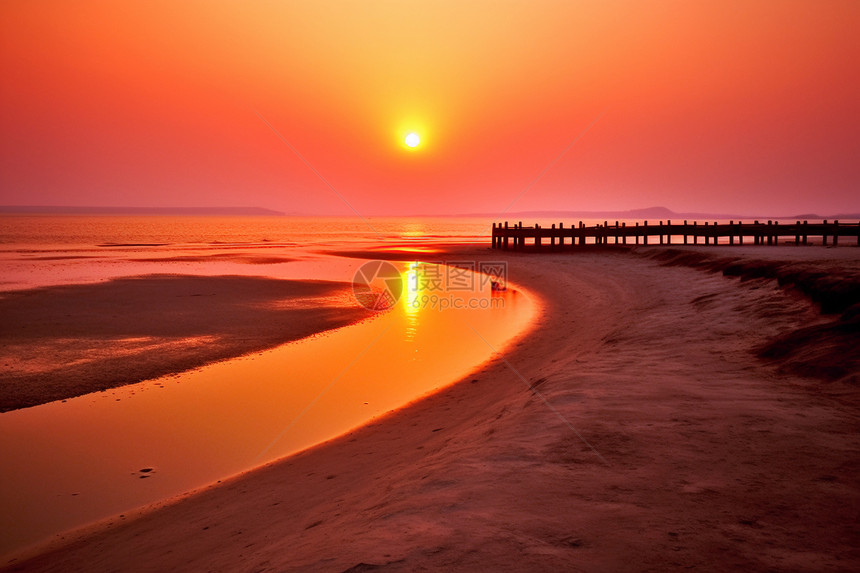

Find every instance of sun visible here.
[405,133,420,148]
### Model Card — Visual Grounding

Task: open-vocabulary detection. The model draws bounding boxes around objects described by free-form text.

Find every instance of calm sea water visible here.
[0,215,493,291]
[0,215,492,250]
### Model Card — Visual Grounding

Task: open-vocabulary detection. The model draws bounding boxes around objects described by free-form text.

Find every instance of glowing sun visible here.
[405,133,420,148]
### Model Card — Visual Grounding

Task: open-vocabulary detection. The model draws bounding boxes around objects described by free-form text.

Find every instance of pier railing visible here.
[491,220,860,249]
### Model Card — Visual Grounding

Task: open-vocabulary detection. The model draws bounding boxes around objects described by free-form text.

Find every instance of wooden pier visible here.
[491,220,860,249]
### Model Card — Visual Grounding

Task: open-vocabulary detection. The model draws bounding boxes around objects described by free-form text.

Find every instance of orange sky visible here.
[2,0,858,216]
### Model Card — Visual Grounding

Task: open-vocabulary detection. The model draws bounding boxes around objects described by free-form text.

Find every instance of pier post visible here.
[489,219,859,251]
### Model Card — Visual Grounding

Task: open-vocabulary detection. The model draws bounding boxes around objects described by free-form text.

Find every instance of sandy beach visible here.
[5,245,858,572]
[0,276,371,411]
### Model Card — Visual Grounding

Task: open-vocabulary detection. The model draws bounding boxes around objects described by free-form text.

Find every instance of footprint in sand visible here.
[133,467,156,479]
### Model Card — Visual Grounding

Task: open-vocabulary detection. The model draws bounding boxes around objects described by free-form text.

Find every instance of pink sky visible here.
[1,1,858,216]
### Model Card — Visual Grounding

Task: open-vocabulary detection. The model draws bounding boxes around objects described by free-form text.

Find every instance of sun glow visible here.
[405,133,420,148]
[404,262,421,315]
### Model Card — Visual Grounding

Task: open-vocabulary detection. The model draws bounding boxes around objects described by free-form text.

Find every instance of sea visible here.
[0,214,492,250]
[0,215,493,291]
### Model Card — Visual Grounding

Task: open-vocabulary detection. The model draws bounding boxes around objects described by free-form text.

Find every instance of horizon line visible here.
[1,205,858,221]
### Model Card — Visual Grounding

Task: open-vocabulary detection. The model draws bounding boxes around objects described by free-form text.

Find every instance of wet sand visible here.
[5,247,859,572]
[0,276,371,411]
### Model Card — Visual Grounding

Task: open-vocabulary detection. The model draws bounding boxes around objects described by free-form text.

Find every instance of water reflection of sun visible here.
[403,262,421,344]
[401,222,427,239]
[404,262,421,313]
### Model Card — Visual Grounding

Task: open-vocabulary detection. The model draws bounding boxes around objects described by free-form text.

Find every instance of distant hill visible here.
[795,212,860,220]
[0,206,285,216]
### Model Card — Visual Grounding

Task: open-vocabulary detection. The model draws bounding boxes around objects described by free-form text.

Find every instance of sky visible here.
[1,0,858,217]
